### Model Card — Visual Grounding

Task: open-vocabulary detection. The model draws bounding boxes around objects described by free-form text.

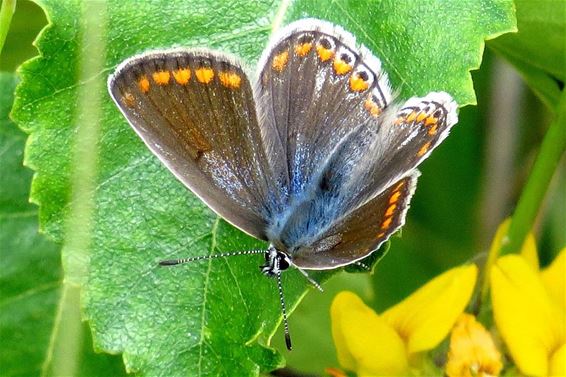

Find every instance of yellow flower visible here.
[480,218,538,302]
[445,313,503,377]
[331,265,478,376]
[491,248,565,376]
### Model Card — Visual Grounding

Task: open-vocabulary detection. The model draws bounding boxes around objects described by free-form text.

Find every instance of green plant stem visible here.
[0,0,16,56]
[500,91,566,255]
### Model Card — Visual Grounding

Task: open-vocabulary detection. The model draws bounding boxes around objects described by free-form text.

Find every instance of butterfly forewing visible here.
[291,171,419,269]
[108,49,278,239]
[255,19,392,195]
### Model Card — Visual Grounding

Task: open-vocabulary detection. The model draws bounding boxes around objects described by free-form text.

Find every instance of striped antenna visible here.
[276,270,292,350]
[159,249,266,266]
[160,248,295,351]
[296,268,323,292]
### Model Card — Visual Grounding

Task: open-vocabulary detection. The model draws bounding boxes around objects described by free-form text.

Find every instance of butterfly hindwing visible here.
[287,93,457,269]
[291,171,419,269]
[108,49,277,239]
[344,92,458,208]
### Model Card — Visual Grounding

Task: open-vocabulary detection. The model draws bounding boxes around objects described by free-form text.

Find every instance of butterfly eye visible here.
[277,252,291,270]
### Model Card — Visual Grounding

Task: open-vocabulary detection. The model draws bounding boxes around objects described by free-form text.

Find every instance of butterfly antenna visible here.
[276,271,292,351]
[159,249,265,266]
[297,268,324,292]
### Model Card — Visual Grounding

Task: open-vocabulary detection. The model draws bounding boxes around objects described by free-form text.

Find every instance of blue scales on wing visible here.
[255,19,458,268]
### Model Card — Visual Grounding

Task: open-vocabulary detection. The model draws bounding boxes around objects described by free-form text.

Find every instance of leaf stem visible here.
[0,0,16,56]
[500,91,566,255]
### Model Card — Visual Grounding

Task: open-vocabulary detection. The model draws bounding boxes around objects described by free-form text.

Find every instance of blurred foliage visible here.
[1,0,564,376]
[0,0,45,71]
[489,0,564,110]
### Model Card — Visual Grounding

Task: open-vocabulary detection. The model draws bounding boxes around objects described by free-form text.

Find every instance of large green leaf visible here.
[10,0,515,376]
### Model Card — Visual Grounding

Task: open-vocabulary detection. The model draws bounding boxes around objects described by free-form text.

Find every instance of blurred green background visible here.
[0,0,44,71]
[1,0,563,376]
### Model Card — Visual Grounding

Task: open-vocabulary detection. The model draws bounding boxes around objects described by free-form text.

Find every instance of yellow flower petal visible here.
[382,264,478,354]
[541,248,566,312]
[445,313,503,377]
[331,291,408,376]
[517,228,538,269]
[491,255,564,376]
[480,219,538,302]
[492,219,539,269]
[549,343,566,377]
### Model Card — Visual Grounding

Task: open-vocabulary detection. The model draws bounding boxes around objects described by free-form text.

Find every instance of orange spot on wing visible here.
[394,181,405,191]
[417,141,432,157]
[272,50,289,72]
[295,42,312,57]
[364,98,382,117]
[416,112,427,122]
[389,191,401,204]
[381,217,392,230]
[428,124,438,135]
[138,75,150,93]
[152,70,170,85]
[376,232,386,239]
[173,68,191,85]
[218,71,242,89]
[406,111,417,122]
[349,74,369,92]
[333,58,352,75]
[316,45,334,62]
[425,116,437,126]
[195,67,214,84]
[385,204,397,217]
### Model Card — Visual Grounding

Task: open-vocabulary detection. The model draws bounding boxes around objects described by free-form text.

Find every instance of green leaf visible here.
[0,71,126,376]
[10,0,515,376]
[489,0,564,110]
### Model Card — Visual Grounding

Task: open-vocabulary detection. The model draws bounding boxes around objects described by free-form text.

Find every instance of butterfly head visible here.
[261,244,291,277]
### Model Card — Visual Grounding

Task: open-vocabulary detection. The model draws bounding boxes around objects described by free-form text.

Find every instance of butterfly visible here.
[107,18,458,350]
